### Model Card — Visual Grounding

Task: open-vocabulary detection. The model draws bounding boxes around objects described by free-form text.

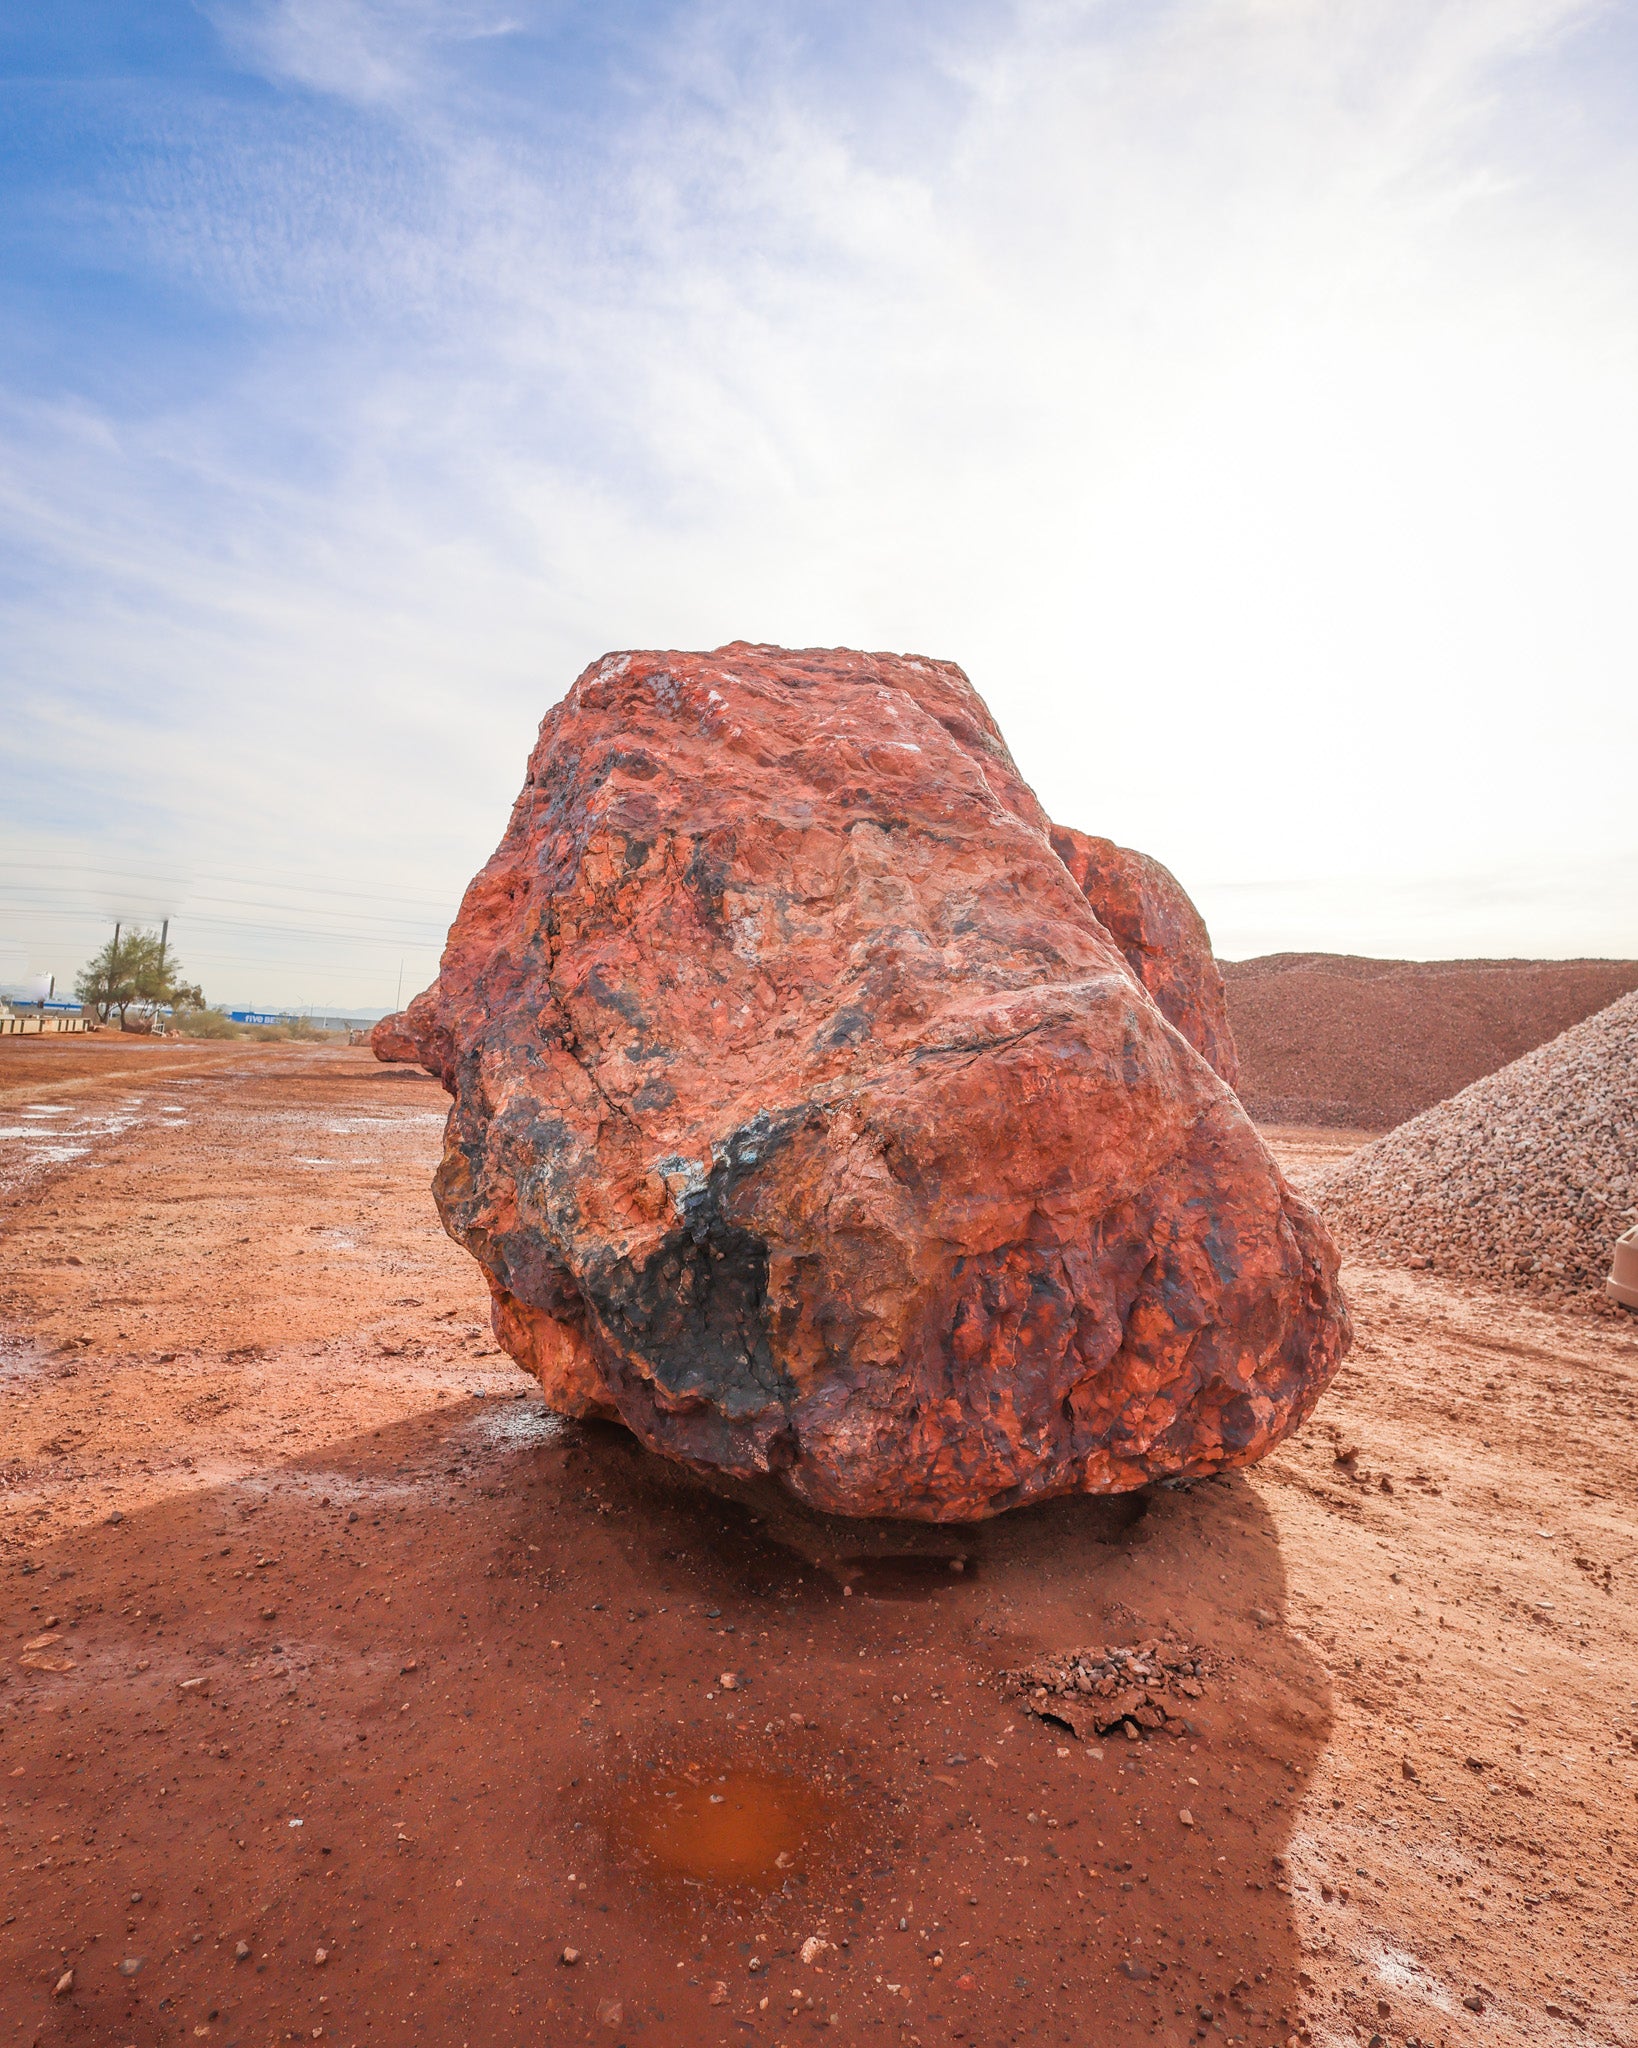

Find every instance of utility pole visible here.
[396,959,404,1010]
[110,923,121,1027]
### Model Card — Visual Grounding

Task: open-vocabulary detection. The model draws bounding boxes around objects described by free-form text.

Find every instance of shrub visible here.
[177,1008,241,1039]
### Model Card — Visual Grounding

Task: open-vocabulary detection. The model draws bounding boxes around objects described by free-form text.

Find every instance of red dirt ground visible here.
[0,1042,1634,2048]
[1222,956,1638,1130]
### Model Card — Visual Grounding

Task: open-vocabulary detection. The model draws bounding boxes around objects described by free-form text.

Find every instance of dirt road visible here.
[0,1043,1633,2047]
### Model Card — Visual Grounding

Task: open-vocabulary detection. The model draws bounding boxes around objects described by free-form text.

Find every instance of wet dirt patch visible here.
[602,1755,856,1897]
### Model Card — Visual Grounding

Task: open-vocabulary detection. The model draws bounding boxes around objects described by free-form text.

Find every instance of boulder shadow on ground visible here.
[0,1396,1330,2048]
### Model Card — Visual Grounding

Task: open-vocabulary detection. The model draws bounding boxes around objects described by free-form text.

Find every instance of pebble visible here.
[235,1942,251,1961]
[560,1947,580,1966]
[53,1968,74,1996]
[117,1957,142,1977]
[1318,991,1638,1308]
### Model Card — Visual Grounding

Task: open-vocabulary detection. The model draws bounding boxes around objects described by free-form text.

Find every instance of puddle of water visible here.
[0,1138,92,1166]
[608,1765,840,1892]
[0,1083,205,1196]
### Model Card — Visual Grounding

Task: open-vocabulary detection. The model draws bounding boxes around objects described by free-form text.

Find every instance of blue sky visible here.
[3,0,1636,1008]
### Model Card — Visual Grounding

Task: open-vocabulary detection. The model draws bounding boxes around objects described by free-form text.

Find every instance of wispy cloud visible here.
[2,0,1635,1004]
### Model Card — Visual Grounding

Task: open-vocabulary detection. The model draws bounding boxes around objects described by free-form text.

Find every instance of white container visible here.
[1609,1225,1638,1310]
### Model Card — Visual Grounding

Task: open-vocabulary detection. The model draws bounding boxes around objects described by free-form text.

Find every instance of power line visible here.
[0,857,470,916]
[0,880,459,924]
[1,912,446,946]
[0,899,449,942]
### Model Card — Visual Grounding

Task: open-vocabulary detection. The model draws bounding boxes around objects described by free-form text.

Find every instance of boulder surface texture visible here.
[380,644,1348,1519]
[1049,825,1239,1091]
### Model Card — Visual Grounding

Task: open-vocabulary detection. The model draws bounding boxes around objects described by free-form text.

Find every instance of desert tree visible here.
[76,927,203,1028]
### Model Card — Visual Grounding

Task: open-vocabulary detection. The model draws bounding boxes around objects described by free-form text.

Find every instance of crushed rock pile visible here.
[1314,989,1638,1313]
[1007,1637,1211,1742]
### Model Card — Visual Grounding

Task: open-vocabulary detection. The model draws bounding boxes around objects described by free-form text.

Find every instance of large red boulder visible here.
[1049,826,1239,1089]
[389,644,1348,1520]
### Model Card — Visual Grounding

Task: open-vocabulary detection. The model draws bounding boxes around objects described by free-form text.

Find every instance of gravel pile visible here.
[1314,989,1638,1313]
[1222,953,1638,1129]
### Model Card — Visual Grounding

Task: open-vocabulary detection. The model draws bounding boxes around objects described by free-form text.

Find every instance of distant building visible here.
[227,1010,385,1033]
[0,992,95,1036]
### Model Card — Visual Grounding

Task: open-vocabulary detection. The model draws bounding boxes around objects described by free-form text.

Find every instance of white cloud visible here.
[3,0,1636,1003]
[211,0,527,104]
